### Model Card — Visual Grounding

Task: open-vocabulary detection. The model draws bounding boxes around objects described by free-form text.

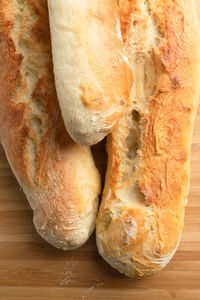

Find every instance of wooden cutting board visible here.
[1,3,200,300]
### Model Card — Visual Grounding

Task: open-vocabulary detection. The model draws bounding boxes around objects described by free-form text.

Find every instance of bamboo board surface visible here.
[0,2,200,300]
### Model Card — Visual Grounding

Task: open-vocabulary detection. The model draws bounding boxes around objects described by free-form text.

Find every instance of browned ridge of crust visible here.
[96,0,200,277]
[0,0,100,250]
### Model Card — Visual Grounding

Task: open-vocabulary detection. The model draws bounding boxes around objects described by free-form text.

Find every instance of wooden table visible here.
[1,3,200,300]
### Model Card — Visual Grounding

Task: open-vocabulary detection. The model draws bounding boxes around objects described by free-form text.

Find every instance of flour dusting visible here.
[59,261,77,286]
[81,281,105,299]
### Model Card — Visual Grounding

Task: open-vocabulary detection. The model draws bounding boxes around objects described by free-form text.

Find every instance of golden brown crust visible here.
[96,0,200,277]
[0,0,100,250]
[79,0,132,111]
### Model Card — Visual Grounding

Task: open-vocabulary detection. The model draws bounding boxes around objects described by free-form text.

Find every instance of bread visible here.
[47,0,133,146]
[0,0,101,250]
[96,0,200,277]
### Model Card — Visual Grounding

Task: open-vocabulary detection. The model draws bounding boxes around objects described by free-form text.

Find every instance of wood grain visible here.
[0,2,200,300]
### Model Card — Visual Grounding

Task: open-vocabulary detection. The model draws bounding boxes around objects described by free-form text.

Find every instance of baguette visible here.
[96,0,200,277]
[47,0,133,146]
[0,0,101,250]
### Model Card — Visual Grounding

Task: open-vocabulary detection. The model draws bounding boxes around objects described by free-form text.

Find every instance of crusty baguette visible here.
[96,0,200,277]
[0,0,101,250]
[47,0,133,146]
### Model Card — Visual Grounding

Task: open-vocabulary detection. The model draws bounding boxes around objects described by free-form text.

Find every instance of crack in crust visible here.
[0,0,101,250]
[96,0,200,277]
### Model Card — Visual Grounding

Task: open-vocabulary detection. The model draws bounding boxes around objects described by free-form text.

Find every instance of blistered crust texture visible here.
[0,0,101,250]
[47,0,133,145]
[96,0,200,277]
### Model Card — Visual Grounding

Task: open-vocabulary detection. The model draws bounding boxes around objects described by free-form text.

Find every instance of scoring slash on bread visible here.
[0,0,101,250]
[47,0,133,146]
[96,0,200,277]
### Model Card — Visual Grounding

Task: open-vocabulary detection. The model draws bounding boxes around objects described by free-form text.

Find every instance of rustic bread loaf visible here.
[0,0,101,250]
[47,0,133,146]
[96,0,200,277]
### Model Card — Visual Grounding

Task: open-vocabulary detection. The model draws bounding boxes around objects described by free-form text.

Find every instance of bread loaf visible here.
[96,0,200,277]
[47,0,133,146]
[0,0,101,250]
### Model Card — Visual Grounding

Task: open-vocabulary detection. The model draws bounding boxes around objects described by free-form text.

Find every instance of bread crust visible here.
[96,0,200,277]
[47,0,133,145]
[0,0,101,250]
